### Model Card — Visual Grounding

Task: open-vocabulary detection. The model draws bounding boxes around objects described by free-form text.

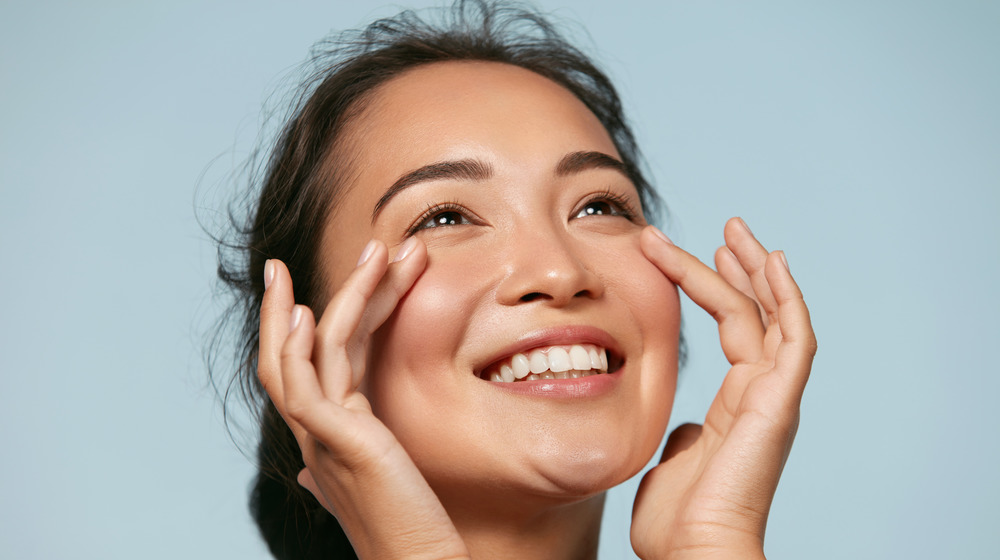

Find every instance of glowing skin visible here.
[318,62,679,533]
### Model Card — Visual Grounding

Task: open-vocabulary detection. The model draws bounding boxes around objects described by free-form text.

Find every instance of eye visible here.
[572,191,638,221]
[424,210,468,227]
[407,203,474,235]
[575,200,621,218]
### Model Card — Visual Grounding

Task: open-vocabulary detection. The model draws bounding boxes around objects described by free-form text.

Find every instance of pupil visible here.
[436,212,459,226]
[587,202,610,215]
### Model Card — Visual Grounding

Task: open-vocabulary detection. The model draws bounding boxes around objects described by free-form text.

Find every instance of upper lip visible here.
[474,325,622,376]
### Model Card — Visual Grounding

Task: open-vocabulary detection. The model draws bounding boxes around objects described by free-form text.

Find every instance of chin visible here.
[530,450,648,499]
[508,423,663,501]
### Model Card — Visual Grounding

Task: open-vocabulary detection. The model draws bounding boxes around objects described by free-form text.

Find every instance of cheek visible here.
[595,233,680,336]
[365,248,490,417]
[595,235,680,451]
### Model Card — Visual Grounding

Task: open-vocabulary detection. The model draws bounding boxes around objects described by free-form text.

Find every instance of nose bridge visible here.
[496,218,603,306]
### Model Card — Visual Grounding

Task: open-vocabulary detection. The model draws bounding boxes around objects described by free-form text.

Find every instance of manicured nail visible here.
[737,217,753,236]
[778,251,789,271]
[289,306,303,332]
[650,226,673,245]
[263,260,275,290]
[392,237,418,263]
[356,240,377,267]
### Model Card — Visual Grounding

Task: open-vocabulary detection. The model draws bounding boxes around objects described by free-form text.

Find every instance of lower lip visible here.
[486,370,621,399]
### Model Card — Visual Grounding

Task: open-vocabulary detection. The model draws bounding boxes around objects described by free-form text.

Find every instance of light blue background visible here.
[2,1,997,558]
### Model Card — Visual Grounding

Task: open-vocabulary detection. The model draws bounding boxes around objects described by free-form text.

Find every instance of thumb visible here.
[297,468,330,509]
[661,423,701,463]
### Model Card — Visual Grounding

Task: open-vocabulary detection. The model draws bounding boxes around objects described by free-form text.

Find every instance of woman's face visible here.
[320,61,679,506]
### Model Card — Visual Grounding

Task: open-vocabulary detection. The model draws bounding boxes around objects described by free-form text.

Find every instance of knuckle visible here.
[805,335,818,356]
[284,397,311,422]
[729,292,759,318]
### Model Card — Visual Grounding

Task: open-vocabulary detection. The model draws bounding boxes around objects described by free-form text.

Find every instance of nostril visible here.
[520,292,546,302]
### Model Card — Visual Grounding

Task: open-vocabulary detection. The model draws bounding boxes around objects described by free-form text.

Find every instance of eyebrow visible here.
[372,159,493,223]
[370,150,628,224]
[555,150,628,177]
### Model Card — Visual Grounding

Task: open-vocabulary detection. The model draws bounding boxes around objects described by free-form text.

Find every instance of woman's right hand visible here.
[258,238,470,560]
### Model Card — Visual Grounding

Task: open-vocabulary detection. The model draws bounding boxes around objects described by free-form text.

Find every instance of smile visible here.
[479,344,610,382]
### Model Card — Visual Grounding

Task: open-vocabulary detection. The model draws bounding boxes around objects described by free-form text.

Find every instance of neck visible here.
[441,490,606,560]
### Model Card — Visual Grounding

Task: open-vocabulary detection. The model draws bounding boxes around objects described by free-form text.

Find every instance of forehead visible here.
[340,60,618,181]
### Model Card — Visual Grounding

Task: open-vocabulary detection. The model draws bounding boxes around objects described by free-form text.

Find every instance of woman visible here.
[212,1,815,558]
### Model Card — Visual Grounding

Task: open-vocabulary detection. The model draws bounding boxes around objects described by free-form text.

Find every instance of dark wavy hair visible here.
[208,1,665,557]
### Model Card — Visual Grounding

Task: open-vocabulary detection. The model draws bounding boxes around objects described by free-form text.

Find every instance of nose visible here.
[496,226,604,307]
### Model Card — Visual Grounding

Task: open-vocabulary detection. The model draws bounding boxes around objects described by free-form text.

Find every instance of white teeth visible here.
[548,347,571,372]
[484,344,614,383]
[500,364,515,383]
[569,345,590,370]
[511,353,530,379]
[528,350,548,374]
[588,347,602,370]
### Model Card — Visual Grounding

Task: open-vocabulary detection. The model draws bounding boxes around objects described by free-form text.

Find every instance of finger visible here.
[258,259,296,418]
[724,217,778,320]
[313,237,428,400]
[765,251,817,399]
[351,237,428,356]
[641,227,765,364]
[660,423,702,462]
[280,302,397,460]
[715,245,763,321]
[279,303,356,446]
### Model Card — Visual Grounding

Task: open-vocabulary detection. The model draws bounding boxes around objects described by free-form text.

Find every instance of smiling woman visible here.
[209,1,815,559]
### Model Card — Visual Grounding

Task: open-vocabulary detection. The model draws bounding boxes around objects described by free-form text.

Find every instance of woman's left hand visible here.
[631,218,816,559]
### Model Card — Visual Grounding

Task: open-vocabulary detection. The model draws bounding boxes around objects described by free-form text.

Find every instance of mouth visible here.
[477,343,624,383]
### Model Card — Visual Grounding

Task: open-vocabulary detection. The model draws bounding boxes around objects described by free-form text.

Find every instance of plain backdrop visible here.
[2,1,998,558]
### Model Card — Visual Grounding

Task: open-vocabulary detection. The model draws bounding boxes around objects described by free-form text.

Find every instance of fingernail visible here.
[263,260,275,291]
[356,240,377,267]
[649,226,673,245]
[737,217,753,236]
[392,237,418,263]
[289,306,303,332]
[778,251,789,271]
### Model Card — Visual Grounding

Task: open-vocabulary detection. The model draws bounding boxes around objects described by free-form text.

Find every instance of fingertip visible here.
[734,216,752,235]
[715,245,739,268]
[356,239,379,267]
[777,250,789,272]
[723,216,753,244]
[264,259,275,290]
[391,236,420,263]
[289,304,317,333]
[290,305,304,332]
[647,225,673,245]
[765,250,803,300]
[640,226,675,262]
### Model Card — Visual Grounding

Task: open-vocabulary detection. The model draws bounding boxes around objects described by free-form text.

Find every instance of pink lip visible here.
[488,369,622,399]
[474,325,624,398]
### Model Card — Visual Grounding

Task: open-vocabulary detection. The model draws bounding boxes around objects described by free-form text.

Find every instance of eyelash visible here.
[404,190,639,237]
[406,201,472,236]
